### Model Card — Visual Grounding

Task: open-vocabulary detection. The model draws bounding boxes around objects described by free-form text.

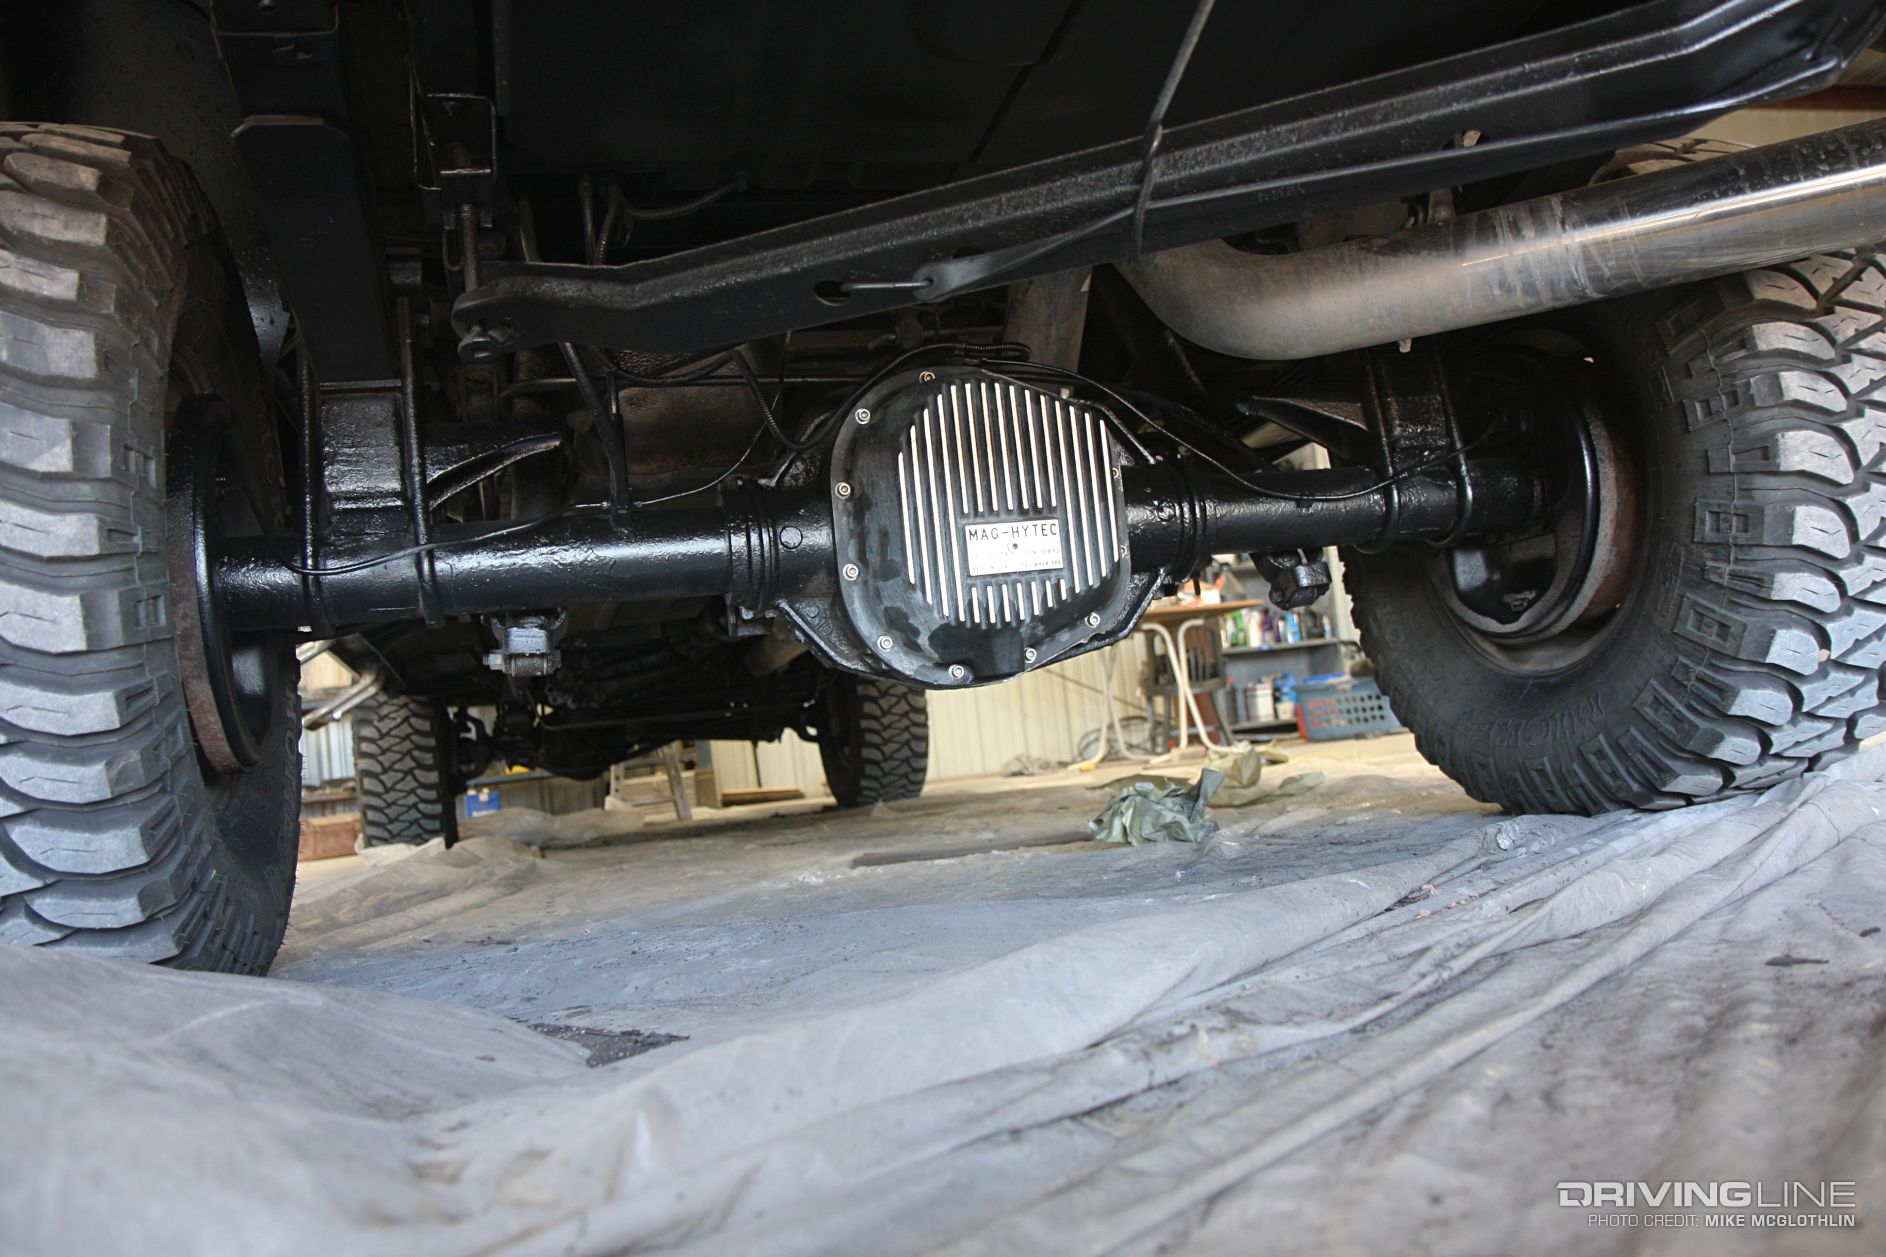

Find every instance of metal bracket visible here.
[297,302,439,627]
[214,0,396,382]
[1254,551,1332,610]
[483,611,569,679]
[416,92,499,219]
[1359,341,1471,552]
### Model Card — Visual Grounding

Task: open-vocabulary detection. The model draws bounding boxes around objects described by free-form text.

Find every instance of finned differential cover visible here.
[829,366,1131,685]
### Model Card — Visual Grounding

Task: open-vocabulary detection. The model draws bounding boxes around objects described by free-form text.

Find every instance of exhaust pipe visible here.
[1119,117,1886,361]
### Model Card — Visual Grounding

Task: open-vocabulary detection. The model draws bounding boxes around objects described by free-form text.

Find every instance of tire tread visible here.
[1357,249,1886,813]
[820,677,928,807]
[353,694,458,846]
[0,123,295,971]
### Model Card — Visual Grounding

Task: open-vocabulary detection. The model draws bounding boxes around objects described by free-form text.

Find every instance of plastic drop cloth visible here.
[4,742,1885,1256]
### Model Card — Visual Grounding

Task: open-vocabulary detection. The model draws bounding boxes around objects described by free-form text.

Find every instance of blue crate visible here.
[1297,676,1402,741]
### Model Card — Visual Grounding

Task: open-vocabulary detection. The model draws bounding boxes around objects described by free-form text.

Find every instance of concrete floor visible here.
[279,733,1469,1037]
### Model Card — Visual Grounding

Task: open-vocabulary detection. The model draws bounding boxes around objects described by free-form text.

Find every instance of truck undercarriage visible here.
[4,0,1886,971]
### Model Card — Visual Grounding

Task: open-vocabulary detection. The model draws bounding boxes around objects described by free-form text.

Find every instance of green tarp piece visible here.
[1088,768,1224,845]
[1094,744,1325,815]
[1205,745,1288,807]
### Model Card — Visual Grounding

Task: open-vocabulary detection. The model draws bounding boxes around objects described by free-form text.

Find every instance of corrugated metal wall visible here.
[300,721,356,787]
[299,652,358,787]
[928,642,1142,776]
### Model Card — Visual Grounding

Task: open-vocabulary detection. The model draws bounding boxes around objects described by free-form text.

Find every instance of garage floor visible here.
[5,734,1885,1255]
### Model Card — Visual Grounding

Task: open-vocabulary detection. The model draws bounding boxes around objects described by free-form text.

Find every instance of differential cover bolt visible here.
[948,664,967,681]
[1024,648,1038,663]
[876,634,894,651]
[842,563,860,581]
[1085,612,1101,627]
[835,482,852,499]
[855,408,872,424]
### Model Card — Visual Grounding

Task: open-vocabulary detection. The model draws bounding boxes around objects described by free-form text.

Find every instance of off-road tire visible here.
[817,675,929,807]
[353,693,460,846]
[1349,251,1886,814]
[0,125,299,970]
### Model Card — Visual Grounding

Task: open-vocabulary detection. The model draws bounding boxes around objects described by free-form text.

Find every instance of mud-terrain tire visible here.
[817,674,929,807]
[353,693,460,846]
[1349,252,1886,814]
[0,125,299,971]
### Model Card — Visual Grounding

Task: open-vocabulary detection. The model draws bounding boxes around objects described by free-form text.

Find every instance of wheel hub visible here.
[167,396,290,773]
[1436,348,1640,645]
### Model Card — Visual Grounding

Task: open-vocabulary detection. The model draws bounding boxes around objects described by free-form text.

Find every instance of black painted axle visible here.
[217,459,1538,633]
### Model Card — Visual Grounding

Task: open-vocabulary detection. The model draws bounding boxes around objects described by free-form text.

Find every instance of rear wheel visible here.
[0,126,299,970]
[1348,252,1886,814]
[353,693,460,846]
[816,674,928,807]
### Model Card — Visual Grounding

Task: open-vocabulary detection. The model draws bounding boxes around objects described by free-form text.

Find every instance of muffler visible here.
[1120,117,1886,361]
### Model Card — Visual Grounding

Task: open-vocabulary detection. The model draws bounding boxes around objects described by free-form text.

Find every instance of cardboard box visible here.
[298,812,361,862]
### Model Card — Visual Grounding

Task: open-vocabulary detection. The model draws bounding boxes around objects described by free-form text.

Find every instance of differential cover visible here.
[829,366,1132,685]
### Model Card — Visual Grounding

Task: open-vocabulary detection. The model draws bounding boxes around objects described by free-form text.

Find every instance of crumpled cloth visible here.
[1089,768,1224,844]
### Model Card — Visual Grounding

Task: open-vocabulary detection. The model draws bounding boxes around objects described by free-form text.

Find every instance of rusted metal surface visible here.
[1571,400,1642,627]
